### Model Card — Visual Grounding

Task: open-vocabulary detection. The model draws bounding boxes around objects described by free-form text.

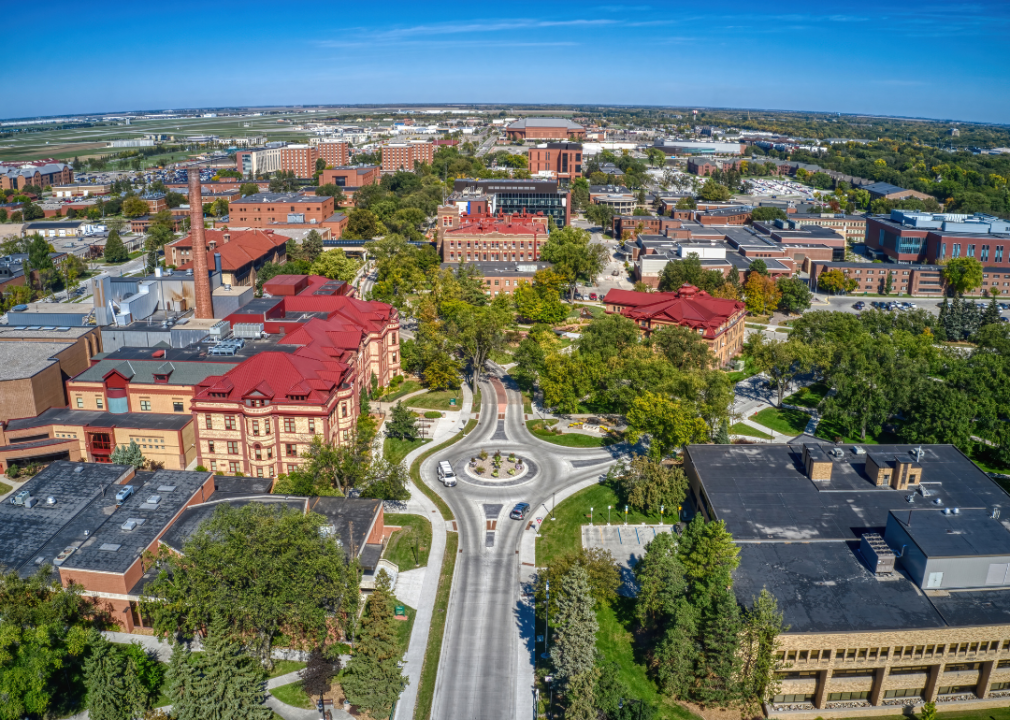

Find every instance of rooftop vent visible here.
[146,494,162,505]
[852,446,866,455]
[98,543,122,552]
[952,507,960,515]
[157,485,176,493]
[46,496,56,505]
[74,466,83,473]
[120,518,145,531]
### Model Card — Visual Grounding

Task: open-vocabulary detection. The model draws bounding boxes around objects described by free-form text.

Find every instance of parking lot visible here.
[582,523,675,594]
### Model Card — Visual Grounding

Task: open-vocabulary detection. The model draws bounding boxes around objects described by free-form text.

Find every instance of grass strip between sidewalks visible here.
[409,418,475,720]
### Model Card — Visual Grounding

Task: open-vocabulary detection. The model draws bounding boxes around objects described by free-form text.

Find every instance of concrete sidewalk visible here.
[392,381,474,720]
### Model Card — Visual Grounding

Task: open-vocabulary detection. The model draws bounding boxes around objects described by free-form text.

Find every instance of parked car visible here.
[589,292,598,301]
[510,502,531,520]
[853,302,865,310]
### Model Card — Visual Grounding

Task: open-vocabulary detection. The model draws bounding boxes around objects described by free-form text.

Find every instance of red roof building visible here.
[192,289,400,478]
[167,228,288,287]
[603,285,746,367]
[440,210,549,263]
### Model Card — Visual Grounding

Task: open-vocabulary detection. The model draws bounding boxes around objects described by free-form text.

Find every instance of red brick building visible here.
[439,211,549,264]
[506,118,586,141]
[194,292,400,477]
[318,141,349,168]
[167,228,288,286]
[319,165,381,191]
[527,143,583,181]
[0,161,73,191]
[228,192,335,226]
[604,285,746,366]
[382,143,434,172]
[280,145,318,179]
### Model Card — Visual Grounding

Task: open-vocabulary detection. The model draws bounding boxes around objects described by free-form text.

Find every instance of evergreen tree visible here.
[170,623,271,720]
[164,641,197,714]
[359,385,371,415]
[342,571,407,714]
[552,565,598,683]
[715,418,731,444]
[982,292,1001,330]
[386,401,418,441]
[110,439,146,469]
[694,584,742,705]
[302,230,324,262]
[564,669,599,720]
[83,634,148,720]
[739,589,788,715]
[104,229,129,263]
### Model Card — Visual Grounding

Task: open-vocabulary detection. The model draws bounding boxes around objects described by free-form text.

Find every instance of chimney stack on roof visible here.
[188,172,213,319]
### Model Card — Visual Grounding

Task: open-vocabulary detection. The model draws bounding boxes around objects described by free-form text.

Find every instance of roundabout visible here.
[453,451,540,487]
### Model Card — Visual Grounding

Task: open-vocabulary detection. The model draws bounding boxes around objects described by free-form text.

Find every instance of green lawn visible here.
[414,532,458,720]
[268,659,306,678]
[0,481,13,496]
[395,603,416,653]
[490,349,513,364]
[384,437,431,465]
[536,483,663,566]
[521,390,533,414]
[568,304,605,319]
[729,423,773,440]
[383,514,432,569]
[404,389,463,411]
[968,445,1010,476]
[813,417,900,445]
[383,380,423,402]
[526,420,610,448]
[726,354,759,384]
[783,382,830,409]
[269,680,314,709]
[408,418,476,523]
[750,407,811,436]
[595,599,704,720]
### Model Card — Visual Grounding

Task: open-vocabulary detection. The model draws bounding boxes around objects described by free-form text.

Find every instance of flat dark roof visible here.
[890,508,1010,558]
[311,496,381,560]
[734,542,946,633]
[6,407,193,432]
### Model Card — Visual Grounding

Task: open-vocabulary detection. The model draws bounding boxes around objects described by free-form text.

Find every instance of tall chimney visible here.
[188,172,213,319]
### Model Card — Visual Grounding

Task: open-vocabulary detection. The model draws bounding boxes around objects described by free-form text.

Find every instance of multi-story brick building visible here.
[603,285,746,366]
[809,261,946,296]
[439,211,549,264]
[441,260,553,298]
[279,144,318,179]
[685,442,1010,718]
[0,161,73,191]
[192,290,400,478]
[867,210,1010,267]
[317,141,349,168]
[318,165,381,200]
[449,179,570,229]
[527,143,583,181]
[612,214,680,239]
[228,192,335,226]
[506,118,586,141]
[787,213,867,245]
[382,142,434,172]
[166,228,287,287]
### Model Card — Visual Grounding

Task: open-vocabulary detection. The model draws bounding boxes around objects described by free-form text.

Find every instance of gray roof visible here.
[232,192,328,205]
[441,261,552,277]
[6,407,193,432]
[507,118,584,130]
[59,468,214,576]
[0,341,74,381]
[72,359,237,386]
[860,181,908,195]
[890,508,1010,559]
[0,461,136,575]
[312,496,382,561]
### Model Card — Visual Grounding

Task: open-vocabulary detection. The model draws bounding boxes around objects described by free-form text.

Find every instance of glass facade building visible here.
[453,179,570,228]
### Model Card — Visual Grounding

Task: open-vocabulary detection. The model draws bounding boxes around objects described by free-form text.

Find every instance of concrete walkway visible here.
[392,381,474,720]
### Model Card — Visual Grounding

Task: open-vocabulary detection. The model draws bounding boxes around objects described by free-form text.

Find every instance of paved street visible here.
[424,370,627,720]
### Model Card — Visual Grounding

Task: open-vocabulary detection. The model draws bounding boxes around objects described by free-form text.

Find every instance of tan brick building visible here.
[684,443,1010,718]
[228,192,335,226]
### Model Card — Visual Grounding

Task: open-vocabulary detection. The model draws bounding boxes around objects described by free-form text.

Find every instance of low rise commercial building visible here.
[589,185,637,214]
[228,192,335,226]
[167,228,287,287]
[861,182,936,202]
[653,139,744,156]
[867,211,1010,274]
[603,285,746,366]
[506,118,585,141]
[443,261,551,297]
[684,442,1010,718]
[787,213,867,245]
[319,165,381,193]
[809,261,945,295]
[51,183,111,198]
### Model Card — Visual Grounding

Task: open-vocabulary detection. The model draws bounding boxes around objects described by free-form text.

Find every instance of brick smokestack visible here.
[188,171,213,319]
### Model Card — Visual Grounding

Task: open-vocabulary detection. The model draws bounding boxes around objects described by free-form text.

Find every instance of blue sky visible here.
[8,0,1010,123]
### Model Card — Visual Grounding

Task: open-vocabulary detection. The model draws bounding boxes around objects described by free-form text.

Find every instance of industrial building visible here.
[683,442,1010,717]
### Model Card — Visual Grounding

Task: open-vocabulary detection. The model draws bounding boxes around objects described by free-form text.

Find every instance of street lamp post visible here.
[608,505,612,525]
[542,580,550,662]
[660,505,664,526]
[590,507,593,526]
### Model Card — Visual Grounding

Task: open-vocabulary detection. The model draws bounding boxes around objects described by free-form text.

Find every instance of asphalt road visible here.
[426,370,626,720]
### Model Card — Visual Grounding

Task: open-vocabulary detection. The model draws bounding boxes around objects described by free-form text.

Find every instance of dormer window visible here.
[153,374,169,384]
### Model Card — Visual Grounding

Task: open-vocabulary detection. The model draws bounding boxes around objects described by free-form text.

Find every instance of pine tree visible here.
[982,292,1001,329]
[110,439,146,469]
[170,624,271,720]
[302,230,324,262]
[715,418,731,444]
[104,229,129,263]
[84,634,148,720]
[359,386,371,416]
[739,589,788,715]
[552,565,598,683]
[564,669,598,720]
[694,583,743,706]
[342,571,407,714]
[386,401,418,441]
[164,641,196,716]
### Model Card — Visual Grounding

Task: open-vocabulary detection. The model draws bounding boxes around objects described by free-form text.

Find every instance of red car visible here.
[589,292,598,300]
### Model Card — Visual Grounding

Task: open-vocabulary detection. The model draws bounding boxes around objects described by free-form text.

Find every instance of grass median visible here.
[408,419,477,522]
[526,419,611,448]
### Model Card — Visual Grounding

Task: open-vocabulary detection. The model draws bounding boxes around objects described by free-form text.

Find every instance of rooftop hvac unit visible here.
[234,323,264,339]
[860,533,896,575]
[852,446,866,455]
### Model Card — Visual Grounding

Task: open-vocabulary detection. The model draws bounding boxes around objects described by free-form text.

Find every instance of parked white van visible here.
[437,460,457,487]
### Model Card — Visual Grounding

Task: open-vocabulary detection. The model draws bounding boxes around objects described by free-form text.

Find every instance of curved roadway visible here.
[423,370,627,720]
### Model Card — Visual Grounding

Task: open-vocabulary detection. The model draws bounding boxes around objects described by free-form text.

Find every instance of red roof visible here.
[604,285,744,337]
[194,351,348,405]
[445,211,546,237]
[170,228,286,272]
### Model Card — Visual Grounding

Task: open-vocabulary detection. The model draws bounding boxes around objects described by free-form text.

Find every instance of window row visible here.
[778,640,1010,663]
[206,441,300,458]
[204,415,326,434]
